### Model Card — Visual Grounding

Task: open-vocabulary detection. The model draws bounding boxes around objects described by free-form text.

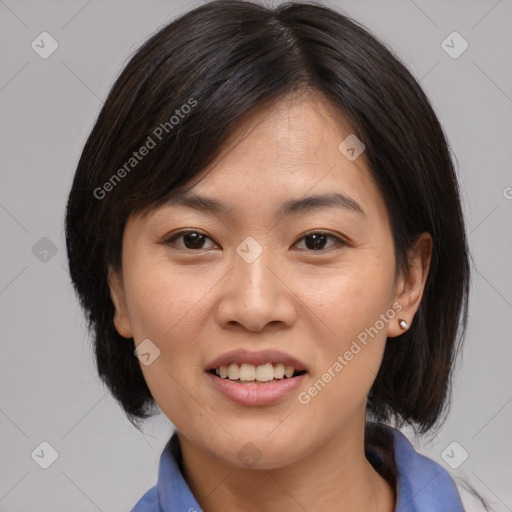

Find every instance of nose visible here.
[215,244,297,332]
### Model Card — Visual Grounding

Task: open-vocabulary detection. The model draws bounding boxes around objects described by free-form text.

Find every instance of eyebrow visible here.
[164,191,365,217]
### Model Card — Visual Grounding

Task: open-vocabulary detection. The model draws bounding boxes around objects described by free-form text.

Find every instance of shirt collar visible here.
[389,428,465,511]
[156,433,202,511]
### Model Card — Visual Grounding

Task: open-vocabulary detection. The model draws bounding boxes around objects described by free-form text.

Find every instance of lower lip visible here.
[205,371,307,406]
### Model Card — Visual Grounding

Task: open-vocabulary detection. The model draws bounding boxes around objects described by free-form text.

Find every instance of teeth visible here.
[239,363,256,381]
[228,363,239,380]
[255,363,274,382]
[274,363,285,379]
[213,363,299,382]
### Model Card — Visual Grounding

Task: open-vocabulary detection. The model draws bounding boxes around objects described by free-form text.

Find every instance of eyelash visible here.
[161,229,347,253]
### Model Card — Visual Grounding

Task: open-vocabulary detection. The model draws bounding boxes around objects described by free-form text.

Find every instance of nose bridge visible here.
[233,235,277,300]
[215,234,296,331]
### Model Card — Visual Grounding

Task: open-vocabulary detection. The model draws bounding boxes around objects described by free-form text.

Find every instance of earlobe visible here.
[388,232,432,338]
[108,267,133,339]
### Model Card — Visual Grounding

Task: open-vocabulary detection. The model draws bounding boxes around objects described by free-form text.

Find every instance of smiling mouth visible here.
[207,362,307,384]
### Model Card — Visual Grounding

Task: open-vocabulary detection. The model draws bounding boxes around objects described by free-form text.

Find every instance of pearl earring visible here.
[399,319,408,330]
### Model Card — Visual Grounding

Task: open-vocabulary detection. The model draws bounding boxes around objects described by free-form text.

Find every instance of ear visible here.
[387,232,433,338]
[107,266,133,339]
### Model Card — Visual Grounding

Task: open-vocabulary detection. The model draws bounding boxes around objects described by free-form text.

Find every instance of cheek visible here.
[124,261,214,344]
[294,265,394,423]
[299,255,396,346]
[294,252,395,404]
[123,262,217,428]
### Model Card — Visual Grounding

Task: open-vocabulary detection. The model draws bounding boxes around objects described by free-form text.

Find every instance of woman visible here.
[65,1,487,510]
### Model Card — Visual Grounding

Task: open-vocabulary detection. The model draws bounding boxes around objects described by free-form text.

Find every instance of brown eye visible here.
[294,231,346,251]
[164,230,218,250]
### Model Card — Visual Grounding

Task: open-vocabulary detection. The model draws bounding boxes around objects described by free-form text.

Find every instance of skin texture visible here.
[109,91,432,512]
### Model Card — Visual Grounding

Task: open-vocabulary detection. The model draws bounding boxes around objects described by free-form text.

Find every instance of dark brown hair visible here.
[66,0,470,465]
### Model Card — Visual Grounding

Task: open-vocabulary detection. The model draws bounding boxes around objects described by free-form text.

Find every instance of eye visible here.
[293,230,346,252]
[163,230,219,251]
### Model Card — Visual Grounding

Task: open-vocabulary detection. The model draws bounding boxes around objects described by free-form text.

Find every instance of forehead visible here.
[165,93,378,213]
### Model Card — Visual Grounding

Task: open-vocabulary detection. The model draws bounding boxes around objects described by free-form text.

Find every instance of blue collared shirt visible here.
[131,426,465,511]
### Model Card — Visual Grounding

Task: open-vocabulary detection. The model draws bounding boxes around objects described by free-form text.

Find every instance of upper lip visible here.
[205,348,308,372]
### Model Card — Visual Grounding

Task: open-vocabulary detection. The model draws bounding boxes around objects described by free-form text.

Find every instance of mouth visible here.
[204,349,309,404]
[207,363,308,384]
[205,363,308,406]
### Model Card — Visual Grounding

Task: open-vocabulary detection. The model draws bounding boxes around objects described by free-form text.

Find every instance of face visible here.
[109,91,431,469]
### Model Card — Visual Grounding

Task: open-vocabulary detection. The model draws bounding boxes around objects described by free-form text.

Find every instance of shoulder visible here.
[389,427,465,511]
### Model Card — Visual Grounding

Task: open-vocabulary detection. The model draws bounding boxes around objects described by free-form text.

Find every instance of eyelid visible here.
[160,228,348,251]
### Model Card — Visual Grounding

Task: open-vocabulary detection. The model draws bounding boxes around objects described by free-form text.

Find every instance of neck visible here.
[177,419,396,512]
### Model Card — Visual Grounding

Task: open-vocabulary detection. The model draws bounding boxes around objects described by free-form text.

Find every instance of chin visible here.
[221,430,308,470]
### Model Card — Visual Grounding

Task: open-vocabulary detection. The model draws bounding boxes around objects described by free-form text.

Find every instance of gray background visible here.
[1,0,511,510]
